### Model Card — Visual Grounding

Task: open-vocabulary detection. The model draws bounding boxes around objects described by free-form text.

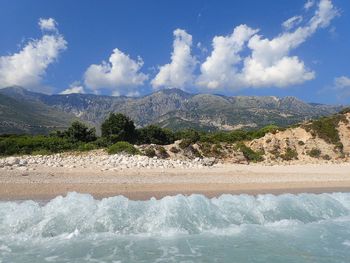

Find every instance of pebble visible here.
[0,152,217,170]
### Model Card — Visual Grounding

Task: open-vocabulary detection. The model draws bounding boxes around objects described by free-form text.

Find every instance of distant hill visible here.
[0,87,76,134]
[0,86,344,134]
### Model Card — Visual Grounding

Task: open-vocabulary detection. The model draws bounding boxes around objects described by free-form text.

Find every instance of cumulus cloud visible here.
[38,18,58,32]
[197,0,338,91]
[151,29,197,90]
[196,25,258,89]
[0,18,67,90]
[84,48,148,95]
[60,82,85,94]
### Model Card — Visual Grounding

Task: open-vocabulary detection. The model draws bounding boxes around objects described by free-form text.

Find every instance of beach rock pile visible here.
[0,152,216,171]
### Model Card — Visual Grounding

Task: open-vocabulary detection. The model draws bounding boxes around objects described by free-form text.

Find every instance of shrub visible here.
[156,146,169,159]
[144,147,156,158]
[212,144,225,157]
[340,107,350,114]
[304,115,345,147]
[237,143,264,163]
[280,147,298,161]
[137,125,175,145]
[308,148,321,158]
[64,121,96,143]
[101,113,136,143]
[298,140,305,146]
[198,142,212,157]
[323,154,331,160]
[176,129,200,143]
[0,135,76,156]
[169,146,179,153]
[107,141,140,155]
[78,143,96,152]
[179,139,192,149]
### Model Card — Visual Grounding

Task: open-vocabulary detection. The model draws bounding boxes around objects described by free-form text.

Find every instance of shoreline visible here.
[1,162,350,200]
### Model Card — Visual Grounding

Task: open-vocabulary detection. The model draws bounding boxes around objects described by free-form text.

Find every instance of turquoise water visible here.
[1,192,350,263]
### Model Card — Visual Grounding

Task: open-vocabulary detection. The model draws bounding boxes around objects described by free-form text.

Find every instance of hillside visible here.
[0,90,76,134]
[0,86,344,133]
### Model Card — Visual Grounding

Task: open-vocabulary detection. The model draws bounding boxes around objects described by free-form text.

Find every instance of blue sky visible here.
[0,0,349,104]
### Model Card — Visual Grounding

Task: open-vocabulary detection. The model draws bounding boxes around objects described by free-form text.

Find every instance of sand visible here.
[1,163,350,200]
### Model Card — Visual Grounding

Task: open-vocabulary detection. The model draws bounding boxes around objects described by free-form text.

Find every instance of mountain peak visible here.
[156,88,192,97]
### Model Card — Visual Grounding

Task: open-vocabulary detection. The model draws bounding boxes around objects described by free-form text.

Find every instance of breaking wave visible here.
[1,192,350,262]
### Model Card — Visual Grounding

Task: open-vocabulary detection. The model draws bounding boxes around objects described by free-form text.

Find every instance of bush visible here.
[308,148,321,158]
[107,141,140,155]
[169,146,179,153]
[179,139,192,149]
[137,125,175,145]
[304,115,345,147]
[280,147,298,161]
[176,129,200,143]
[78,143,96,152]
[0,135,76,156]
[101,113,136,143]
[298,140,305,146]
[64,121,96,143]
[156,146,169,159]
[144,147,156,158]
[237,143,264,163]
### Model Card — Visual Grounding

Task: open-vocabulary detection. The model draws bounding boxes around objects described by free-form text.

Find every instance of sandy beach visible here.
[1,161,350,200]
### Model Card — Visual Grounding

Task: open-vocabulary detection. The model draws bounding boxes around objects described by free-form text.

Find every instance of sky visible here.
[0,0,349,104]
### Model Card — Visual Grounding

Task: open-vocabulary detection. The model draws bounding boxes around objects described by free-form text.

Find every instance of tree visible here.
[65,121,96,143]
[101,113,136,143]
[137,125,175,145]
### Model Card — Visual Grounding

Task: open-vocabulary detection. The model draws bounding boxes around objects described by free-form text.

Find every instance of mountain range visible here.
[0,86,344,134]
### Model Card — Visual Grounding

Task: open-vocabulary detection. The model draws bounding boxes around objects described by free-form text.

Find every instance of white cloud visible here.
[0,18,67,90]
[334,76,350,88]
[196,25,258,89]
[197,0,338,91]
[151,29,197,90]
[282,16,303,31]
[84,48,148,95]
[60,82,85,94]
[38,18,58,32]
[304,0,315,10]
[333,76,350,98]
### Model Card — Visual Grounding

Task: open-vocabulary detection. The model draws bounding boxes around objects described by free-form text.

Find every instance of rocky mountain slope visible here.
[0,91,76,134]
[0,86,344,133]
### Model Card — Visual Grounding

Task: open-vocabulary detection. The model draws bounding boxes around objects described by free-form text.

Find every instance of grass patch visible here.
[280,147,298,161]
[237,143,264,163]
[308,148,321,158]
[107,141,140,155]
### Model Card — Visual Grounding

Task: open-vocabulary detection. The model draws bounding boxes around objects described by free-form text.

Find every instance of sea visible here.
[1,192,350,263]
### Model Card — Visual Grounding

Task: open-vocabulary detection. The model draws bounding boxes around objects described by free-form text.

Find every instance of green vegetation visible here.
[237,143,264,163]
[1,109,347,159]
[169,146,179,153]
[144,147,156,158]
[101,113,136,144]
[107,141,140,155]
[304,114,346,150]
[156,146,169,159]
[137,125,174,145]
[199,125,279,144]
[308,148,321,158]
[0,135,76,156]
[280,147,298,161]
